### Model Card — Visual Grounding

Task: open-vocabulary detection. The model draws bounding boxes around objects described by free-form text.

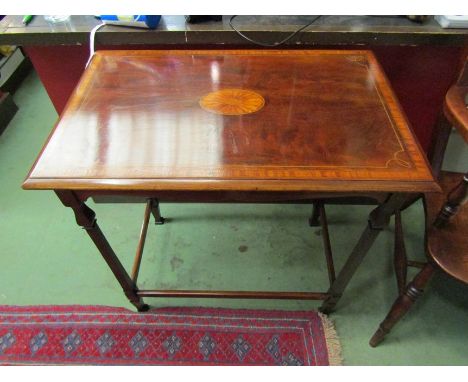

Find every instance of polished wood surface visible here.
[370,59,468,347]
[23,50,432,313]
[426,172,468,284]
[23,50,436,193]
[429,59,468,282]
[444,57,468,143]
[370,171,467,347]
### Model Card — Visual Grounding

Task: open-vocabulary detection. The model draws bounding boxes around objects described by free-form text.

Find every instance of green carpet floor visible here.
[0,71,467,365]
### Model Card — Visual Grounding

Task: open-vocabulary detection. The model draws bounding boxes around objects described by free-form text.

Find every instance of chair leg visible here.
[393,210,407,295]
[433,172,468,228]
[369,262,435,347]
[309,202,320,226]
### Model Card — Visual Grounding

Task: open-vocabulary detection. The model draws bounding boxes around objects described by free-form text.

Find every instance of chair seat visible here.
[425,171,468,284]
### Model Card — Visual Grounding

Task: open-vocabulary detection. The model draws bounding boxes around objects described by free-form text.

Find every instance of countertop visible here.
[1,15,467,47]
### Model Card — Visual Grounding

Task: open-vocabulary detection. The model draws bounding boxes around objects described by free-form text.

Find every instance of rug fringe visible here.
[318,312,343,366]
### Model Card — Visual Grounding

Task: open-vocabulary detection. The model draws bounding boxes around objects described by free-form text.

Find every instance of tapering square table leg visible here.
[55,190,149,312]
[150,199,165,225]
[309,202,321,227]
[320,193,408,314]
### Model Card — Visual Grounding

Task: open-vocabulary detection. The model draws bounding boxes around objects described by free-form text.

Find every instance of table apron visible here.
[74,190,390,205]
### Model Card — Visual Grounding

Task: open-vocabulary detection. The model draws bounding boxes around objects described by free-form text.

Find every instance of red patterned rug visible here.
[0,305,341,365]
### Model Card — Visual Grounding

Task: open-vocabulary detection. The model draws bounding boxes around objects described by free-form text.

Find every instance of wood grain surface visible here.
[444,56,468,143]
[200,89,265,115]
[23,50,437,193]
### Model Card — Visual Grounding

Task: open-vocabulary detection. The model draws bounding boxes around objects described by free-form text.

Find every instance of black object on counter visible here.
[185,16,222,24]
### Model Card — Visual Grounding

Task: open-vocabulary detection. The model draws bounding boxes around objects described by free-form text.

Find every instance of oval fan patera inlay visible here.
[199,88,265,115]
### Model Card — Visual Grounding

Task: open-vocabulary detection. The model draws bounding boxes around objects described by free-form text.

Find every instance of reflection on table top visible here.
[23,50,437,193]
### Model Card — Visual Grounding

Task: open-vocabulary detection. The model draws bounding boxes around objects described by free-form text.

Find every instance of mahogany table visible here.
[23,50,438,312]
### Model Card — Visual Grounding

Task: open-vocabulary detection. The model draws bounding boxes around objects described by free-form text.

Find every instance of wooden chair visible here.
[369,58,468,347]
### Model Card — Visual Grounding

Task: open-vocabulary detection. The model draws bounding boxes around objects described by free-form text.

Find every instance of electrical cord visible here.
[85,22,106,68]
[85,16,321,68]
[229,15,321,47]
[86,16,145,68]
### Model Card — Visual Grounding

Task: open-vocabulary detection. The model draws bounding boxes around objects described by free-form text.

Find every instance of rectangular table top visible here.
[23,49,438,193]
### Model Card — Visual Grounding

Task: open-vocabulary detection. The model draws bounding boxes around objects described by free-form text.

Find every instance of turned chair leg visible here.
[309,202,321,226]
[433,172,468,228]
[369,263,435,347]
